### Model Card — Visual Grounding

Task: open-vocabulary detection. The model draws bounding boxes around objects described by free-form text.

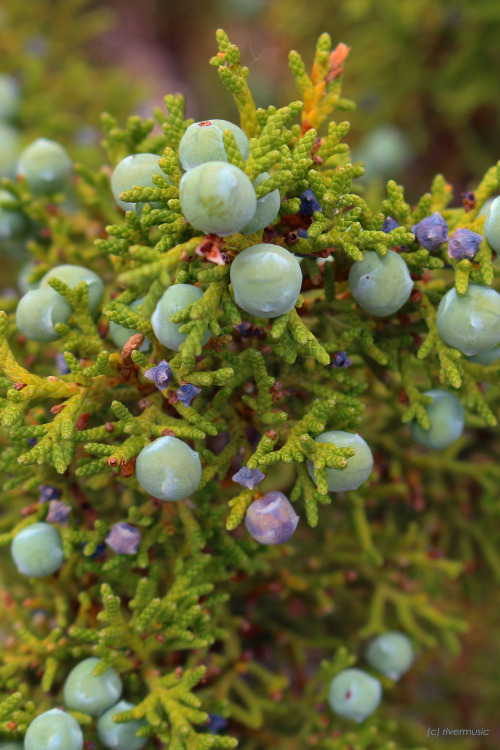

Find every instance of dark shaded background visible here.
[93,0,500,203]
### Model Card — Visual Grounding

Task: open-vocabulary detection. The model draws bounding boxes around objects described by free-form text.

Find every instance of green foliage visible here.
[0,0,141,165]
[0,25,499,750]
[266,0,500,189]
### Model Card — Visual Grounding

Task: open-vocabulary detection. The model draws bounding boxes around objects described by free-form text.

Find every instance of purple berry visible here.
[176,384,201,407]
[447,228,483,260]
[39,484,61,503]
[46,500,71,525]
[206,714,228,734]
[144,360,172,392]
[105,522,141,555]
[382,216,398,233]
[232,466,265,489]
[56,352,71,375]
[332,351,352,368]
[299,189,322,216]
[245,491,299,544]
[412,212,448,250]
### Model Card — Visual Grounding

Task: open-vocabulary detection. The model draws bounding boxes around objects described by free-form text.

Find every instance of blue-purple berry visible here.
[176,384,201,407]
[382,216,398,233]
[46,501,71,525]
[232,466,265,489]
[105,522,141,555]
[144,359,173,391]
[447,228,483,260]
[412,212,449,251]
[299,189,322,216]
[245,491,299,544]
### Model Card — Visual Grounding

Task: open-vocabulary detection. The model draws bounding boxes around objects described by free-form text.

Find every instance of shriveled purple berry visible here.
[46,500,71,525]
[39,484,61,503]
[236,322,253,339]
[332,351,352,368]
[297,228,309,238]
[447,228,483,260]
[177,384,201,407]
[412,212,448,250]
[232,466,265,489]
[299,189,322,216]
[206,714,228,735]
[105,522,141,555]
[245,491,299,545]
[56,352,71,375]
[144,360,172,392]
[82,542,106,559]
[382,216,398,233]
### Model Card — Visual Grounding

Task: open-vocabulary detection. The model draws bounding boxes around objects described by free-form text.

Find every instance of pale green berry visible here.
[348,250,413,317]
[0,75,20,120]
[24,709,83,750]
[64,657,123,717]
[97,700,147,750]
[151,283,210,351]
[15,287,71,342]
[135,435,202,501]
[410,390,465,450]
[16,138,72,194]
[357,125,411,179]
[366,632,414,681]
[241,172,281,234]
[0,123,20,177]
[328,668,382,723]
[484,195,500,252]
[17,260,40,294]
[230,243,302,318]
[11,522,63,577]
[0,192,32,257]
[179,161,256,236]
[179,119,250,170]
[111,153,165,212]
[478,196,496,219]
[40,264,104,315]
[469,345,500,365]
[109,297,151,352]
[307,431,373,492]
[436,282,500,355]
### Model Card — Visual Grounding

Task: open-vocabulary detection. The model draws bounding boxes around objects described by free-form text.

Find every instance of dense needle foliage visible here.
[0,25,499,750]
